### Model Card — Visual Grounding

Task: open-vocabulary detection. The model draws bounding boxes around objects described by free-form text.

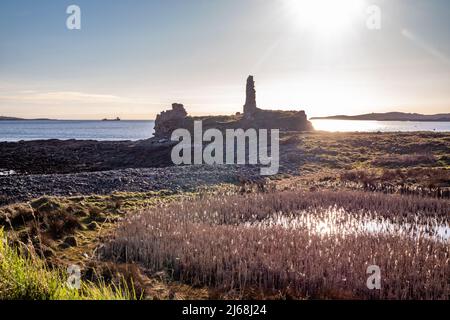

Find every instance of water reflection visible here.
[0,170,16,176]
[247,207,449,242]
[311,119,450,132]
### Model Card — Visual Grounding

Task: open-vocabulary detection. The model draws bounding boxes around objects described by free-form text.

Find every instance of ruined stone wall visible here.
[154,103,189,139]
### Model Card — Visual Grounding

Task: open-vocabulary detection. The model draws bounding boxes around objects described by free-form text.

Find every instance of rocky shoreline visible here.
[0,165,262,205]
[0,138,175,175]
[2,131,449,205]
[0,132,303,205]
[0,134,296,205]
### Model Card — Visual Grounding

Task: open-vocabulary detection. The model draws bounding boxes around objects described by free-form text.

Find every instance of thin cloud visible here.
[0,91,128,104]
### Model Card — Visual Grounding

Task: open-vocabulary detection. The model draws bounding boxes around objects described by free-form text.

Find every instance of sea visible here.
[0,119,449,142]
[0,120,155,142]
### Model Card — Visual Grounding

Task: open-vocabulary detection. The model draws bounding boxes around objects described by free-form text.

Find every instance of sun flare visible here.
[286,0,364,36]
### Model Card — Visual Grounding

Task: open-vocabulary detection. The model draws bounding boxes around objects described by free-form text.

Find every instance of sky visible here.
[0,0,449,120]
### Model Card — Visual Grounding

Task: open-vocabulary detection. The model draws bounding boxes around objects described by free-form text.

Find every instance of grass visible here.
[100,190,449,299]
[0,191,179,300]
[0,190,214,300]
[371,154,437,168]
[0,228,136,300]
[293,131,450,171]
[337,168,450,197]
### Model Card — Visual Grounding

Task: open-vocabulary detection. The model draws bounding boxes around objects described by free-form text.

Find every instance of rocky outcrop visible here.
[154,103,189,139]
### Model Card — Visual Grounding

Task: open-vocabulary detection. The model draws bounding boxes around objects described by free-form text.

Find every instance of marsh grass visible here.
[339,168,450,198]
[101,190,449,299]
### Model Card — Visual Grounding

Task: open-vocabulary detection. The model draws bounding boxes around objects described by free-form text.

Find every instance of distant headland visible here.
[0,116,54,121]
[311,112,450,122]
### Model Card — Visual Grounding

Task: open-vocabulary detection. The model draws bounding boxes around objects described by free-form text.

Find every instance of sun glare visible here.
[286,0,364,37]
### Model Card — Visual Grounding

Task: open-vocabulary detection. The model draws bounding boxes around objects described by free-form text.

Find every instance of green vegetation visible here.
[0,190,216,300]
[0,191,195,266]
[0,228,135,300]
[296,131,450,170]
[278,132,449,197]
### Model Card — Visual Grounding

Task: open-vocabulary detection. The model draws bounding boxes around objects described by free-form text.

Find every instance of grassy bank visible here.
[0,190,215,300]
[0,229,135,300]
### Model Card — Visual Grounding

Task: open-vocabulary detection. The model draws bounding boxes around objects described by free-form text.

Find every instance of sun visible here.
[285,0,364,37]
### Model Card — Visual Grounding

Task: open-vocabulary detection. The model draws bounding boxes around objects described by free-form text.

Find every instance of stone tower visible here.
[243,75,258,117]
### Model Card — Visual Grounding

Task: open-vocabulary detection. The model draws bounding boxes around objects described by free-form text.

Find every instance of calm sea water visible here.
[0,119,449,142]
[0,120,155,142]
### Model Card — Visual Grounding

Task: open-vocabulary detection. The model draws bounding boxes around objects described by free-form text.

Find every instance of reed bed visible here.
[100,190,449,299]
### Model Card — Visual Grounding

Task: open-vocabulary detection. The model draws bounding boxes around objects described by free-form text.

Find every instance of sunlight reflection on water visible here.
[310,119,450,132]
[247,208,449,242]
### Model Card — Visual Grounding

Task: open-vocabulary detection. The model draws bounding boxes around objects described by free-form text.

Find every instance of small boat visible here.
[102,117,121,121]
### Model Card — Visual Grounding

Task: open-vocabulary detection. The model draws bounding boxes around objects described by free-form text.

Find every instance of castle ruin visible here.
[153,76,313,139]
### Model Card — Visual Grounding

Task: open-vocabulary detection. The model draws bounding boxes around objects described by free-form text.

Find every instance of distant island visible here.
[0,116,54,121]
[311,112,450,122]
[1,116,124,121]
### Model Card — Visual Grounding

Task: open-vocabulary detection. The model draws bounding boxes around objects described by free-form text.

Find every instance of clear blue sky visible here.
[0,0,449,119]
